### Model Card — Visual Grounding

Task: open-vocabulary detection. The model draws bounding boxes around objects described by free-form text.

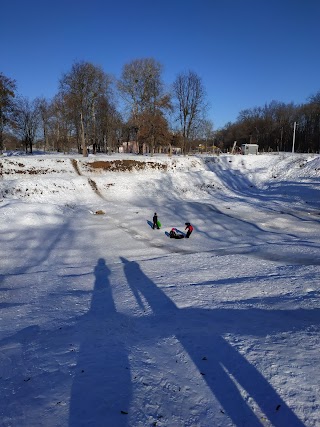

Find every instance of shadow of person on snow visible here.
[69,258,132,427]
[120,256,307,427]
[0,257,315,426]
[0,259,132,427]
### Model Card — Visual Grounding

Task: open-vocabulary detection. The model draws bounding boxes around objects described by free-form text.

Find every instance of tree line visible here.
[0,59,210,156]
[1,59,320,155]
[215,96,320,154]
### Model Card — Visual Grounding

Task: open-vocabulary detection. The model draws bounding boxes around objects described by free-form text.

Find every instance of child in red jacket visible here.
[185,222,193,238]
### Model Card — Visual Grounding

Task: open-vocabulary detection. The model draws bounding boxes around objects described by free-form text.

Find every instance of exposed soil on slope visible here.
[0,158,167,176]
[84,160,167,172]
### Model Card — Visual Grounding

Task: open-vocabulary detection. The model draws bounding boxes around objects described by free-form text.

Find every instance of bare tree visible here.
[59,61,111,157]
[172,70,208,154]
[0,73,17,152]
[196,119,214,152]
[117,58,171,154]
[38,97,50,152]
[95,96,123,154]
[136,109,170,154]
[13,97,40,153]
[48,92,76,153]
[118,58,161,114]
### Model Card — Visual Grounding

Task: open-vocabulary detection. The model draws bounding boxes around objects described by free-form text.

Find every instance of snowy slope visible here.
[0,152,319,427]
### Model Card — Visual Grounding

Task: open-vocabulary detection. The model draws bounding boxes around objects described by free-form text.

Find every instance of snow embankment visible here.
[0,152,319,206]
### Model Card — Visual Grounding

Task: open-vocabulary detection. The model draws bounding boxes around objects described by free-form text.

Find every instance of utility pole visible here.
[292,121,297,153]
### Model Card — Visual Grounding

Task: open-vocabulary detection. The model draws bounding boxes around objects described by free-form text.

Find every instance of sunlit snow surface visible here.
[0,152,319,427]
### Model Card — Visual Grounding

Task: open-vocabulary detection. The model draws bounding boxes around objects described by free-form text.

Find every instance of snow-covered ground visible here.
[0,151,319,427]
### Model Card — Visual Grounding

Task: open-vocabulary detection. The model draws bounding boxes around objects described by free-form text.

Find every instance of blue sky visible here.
[2,0,320,129]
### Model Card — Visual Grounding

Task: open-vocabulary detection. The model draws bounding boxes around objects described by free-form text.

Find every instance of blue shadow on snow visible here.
[120,256,309,427]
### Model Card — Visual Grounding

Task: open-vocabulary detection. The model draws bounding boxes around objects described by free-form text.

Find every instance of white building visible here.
[241,144,259,155]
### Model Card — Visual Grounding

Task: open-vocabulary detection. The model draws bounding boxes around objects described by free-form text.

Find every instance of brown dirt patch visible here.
[86,160,167,172]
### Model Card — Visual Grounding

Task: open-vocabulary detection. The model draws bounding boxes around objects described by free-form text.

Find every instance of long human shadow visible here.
[69,258,131,427]
[0,259,132,427]
[121,257,307,427]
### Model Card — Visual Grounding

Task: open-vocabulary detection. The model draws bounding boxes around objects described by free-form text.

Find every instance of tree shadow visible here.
[121,256,307,427]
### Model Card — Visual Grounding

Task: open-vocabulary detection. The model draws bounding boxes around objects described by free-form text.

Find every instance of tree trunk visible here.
[80,112,88,157]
